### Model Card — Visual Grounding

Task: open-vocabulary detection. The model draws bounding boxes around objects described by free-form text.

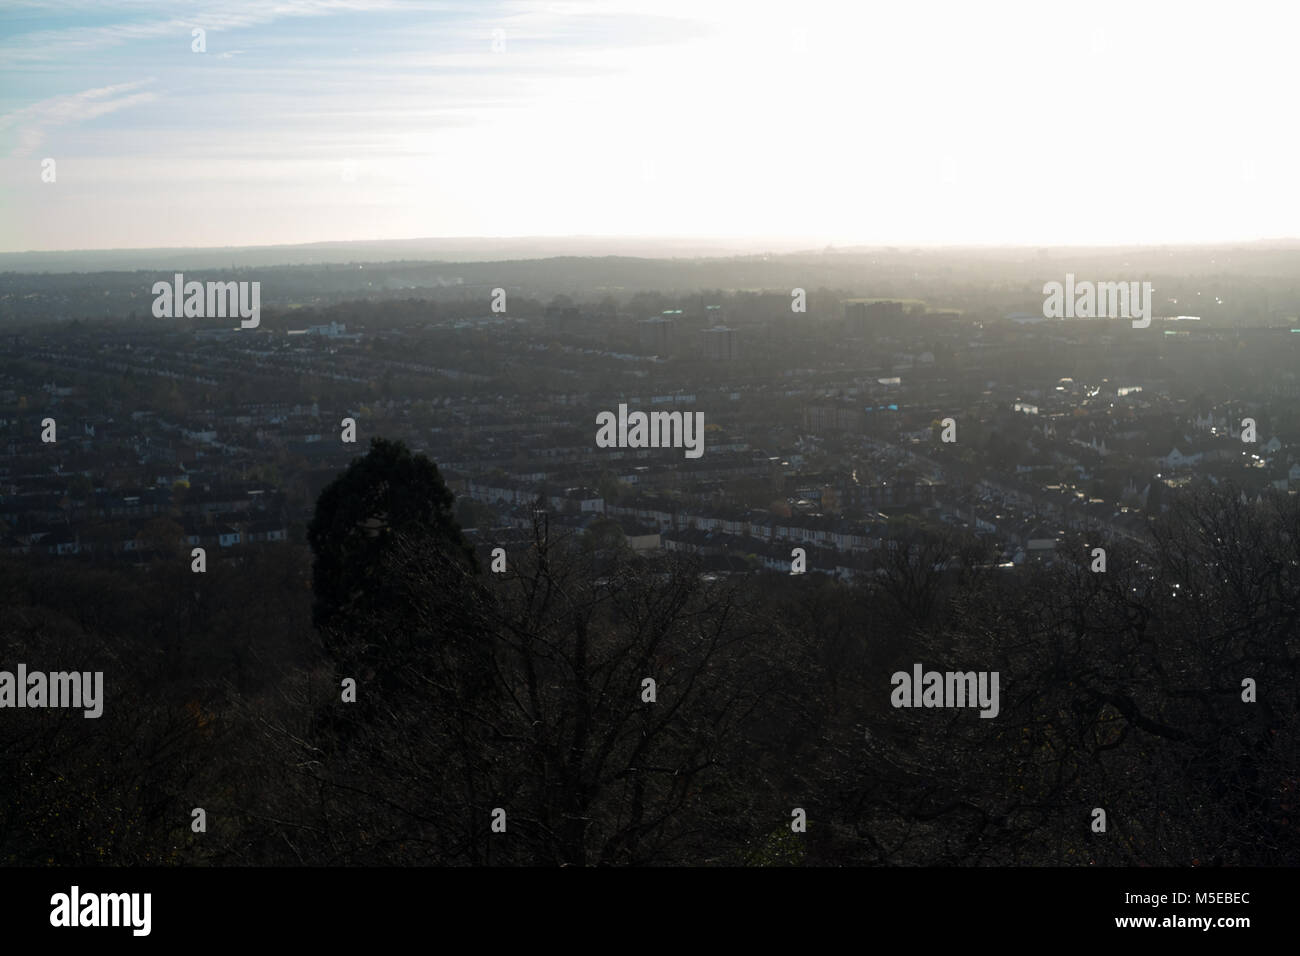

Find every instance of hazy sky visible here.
[2,0,1297,252]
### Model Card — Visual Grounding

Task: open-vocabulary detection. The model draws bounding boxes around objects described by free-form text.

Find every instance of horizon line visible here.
[5,233,1300,259]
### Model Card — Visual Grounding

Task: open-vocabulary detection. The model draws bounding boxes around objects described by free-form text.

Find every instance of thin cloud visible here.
[0,0,419,63]
[0,80,157,156]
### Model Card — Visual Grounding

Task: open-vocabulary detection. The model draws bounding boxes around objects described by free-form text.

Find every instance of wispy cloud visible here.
[0,0,413,63]
[0,79,157,156]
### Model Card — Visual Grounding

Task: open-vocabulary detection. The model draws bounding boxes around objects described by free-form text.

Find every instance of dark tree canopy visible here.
[307,437,477,652]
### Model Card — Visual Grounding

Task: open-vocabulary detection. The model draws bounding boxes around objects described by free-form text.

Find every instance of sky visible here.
[2,0,1298,253]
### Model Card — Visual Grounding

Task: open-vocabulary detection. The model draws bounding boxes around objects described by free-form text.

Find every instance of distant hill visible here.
[5,239,1300,326]
[0,236,824,273]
